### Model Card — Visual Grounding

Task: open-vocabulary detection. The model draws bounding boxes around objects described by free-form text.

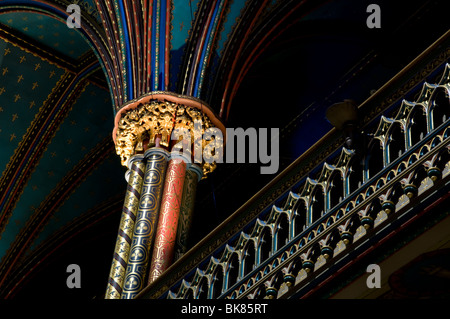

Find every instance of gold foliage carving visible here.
[115,100,218,176]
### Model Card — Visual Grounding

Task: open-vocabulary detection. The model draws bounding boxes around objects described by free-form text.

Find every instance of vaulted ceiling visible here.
[0,0,447,299]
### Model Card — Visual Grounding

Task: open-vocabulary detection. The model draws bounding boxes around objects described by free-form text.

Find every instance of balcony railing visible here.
[137,30,450,300]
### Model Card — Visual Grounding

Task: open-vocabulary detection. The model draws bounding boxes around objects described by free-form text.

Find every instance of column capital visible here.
[113,92,225,178]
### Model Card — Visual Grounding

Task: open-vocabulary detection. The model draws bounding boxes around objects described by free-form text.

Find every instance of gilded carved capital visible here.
[113,93,225,177]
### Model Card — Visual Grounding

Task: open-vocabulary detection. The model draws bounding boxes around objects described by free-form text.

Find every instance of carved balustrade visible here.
[136,38,450,300]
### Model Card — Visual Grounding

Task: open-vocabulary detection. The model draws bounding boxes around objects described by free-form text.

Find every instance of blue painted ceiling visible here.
[0,12,92,59]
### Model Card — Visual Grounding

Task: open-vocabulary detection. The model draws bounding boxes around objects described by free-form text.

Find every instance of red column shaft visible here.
[147,155,187,284]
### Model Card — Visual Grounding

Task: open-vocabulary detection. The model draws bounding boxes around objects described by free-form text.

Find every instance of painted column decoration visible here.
[105,154,145,299]
[174,164,203,261]
[111,92,226,298]
[121,148,168,299]
[147,154,188,284]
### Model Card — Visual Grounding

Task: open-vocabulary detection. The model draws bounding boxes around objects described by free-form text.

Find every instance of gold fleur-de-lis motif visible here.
[125,277,138,288]
[136,223,148,233]
[131,250,143,259]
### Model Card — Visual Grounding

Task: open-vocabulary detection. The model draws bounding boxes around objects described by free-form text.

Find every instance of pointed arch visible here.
[258,227,273,264]
[430,86,450,130]
[225,252,240,290]
[408,104,429,147]
[210,265,224,298]
[196,276,210,299]
[275,213,290,251]
[327,169,345,211]
[310,184,325,224]
[366,138,384,180]
[293,198,308,237]
[242,240,257,277]
[387,121,406,163]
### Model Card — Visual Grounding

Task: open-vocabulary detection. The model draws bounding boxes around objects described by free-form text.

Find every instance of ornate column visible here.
[111,92,225,297]
[105,154,145,299]
[174,164,203,261]
[147,153,188,284]
[121,147,168,299]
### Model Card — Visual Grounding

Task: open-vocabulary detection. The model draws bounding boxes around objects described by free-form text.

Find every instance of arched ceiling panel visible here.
[0,6,116,293]
[28,151,123,253]
[0,37,65,174]
[0,12,92,59]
